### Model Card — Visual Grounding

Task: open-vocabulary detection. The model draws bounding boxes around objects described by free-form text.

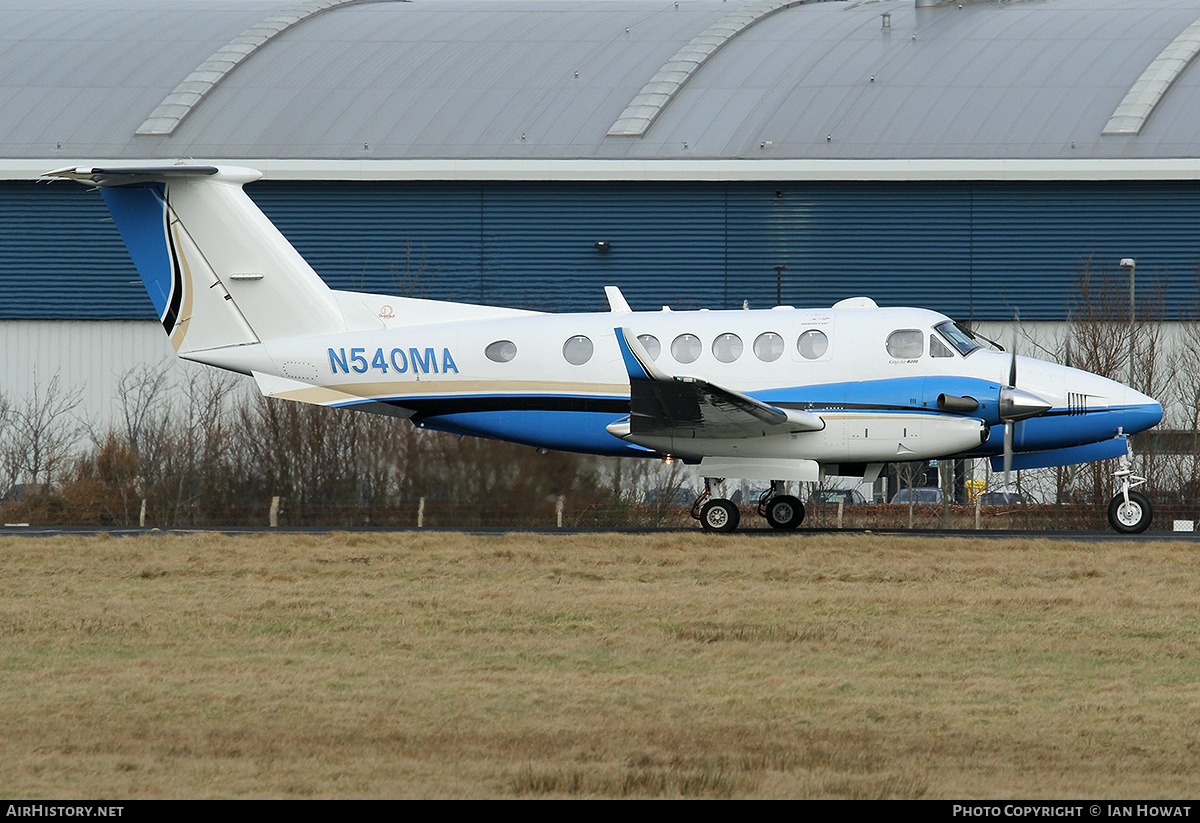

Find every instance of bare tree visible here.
[0,371,82,492]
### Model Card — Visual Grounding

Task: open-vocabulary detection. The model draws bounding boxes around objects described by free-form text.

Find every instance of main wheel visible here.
[764,495,805,530]
[1108,490,1153,534]
[699,499,740,533]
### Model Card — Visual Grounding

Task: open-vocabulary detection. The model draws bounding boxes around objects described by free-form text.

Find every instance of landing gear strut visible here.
[1108,456,1152,534]
[758,483,804,531]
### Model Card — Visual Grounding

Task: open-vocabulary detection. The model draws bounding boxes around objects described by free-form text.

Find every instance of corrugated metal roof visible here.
[5,0,1200,164]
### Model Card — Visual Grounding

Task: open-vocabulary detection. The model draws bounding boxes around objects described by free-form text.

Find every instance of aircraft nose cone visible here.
[1124,387,1163,435]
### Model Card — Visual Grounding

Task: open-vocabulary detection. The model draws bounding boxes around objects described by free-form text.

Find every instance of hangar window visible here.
[562,335,594,366]
[753,332,784,362]
[712,333,743,363]
[886,329,924,359]
[797,329,829,360]
[637,334,661,361]
[671,333,702,364]
[485,340,517,363]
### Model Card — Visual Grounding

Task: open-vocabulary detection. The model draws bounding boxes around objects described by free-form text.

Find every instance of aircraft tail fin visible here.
[46,165,347,353]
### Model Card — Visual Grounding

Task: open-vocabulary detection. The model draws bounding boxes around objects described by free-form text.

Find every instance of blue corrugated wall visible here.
[4,179,1198,321]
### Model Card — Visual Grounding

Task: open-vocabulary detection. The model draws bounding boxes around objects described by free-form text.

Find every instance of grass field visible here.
[1,531,1197,799]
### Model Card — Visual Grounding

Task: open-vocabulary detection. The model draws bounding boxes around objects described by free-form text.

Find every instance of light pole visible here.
[1120,258,1135,387]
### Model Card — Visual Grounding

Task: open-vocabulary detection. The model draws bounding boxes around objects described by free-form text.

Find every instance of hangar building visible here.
[2,0,1199,425]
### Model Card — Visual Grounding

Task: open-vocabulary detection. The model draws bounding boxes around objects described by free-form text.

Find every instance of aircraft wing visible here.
[613,327,824,440]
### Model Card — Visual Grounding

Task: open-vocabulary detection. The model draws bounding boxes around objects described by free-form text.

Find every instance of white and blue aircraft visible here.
[47,165,1164,533]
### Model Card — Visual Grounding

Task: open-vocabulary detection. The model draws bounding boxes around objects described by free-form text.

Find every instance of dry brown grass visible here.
[1,531,1198,799]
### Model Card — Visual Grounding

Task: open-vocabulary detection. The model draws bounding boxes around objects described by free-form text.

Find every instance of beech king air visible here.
[48,165,1164,533]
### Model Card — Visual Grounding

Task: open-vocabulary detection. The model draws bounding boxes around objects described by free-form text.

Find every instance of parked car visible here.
[978,491,1025,505]
[645,487,695,506]
[809,489,868,505]
[890,487,943,504]
[0,484,48,507]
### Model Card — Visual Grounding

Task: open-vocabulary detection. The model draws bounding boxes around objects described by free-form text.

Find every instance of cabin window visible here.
[562,335,594,365]
[712,333,743,363]
[886,329,923,359]
[671,333,702,364]
[797,329,829,360]
[485,340,517,363]
[753,332,784,362]
[637,334,661,361]
[930,335,954,358]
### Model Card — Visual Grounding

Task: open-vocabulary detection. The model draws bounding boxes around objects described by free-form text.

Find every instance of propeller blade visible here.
[1003,422,1014,488]
[1009,349,1017,389]
[997,329,1052,422]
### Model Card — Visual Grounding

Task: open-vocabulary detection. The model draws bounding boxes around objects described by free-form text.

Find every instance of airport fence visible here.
[4,491,1198,531]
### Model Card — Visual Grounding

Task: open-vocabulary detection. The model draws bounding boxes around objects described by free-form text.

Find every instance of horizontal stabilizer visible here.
[44,165,222,185]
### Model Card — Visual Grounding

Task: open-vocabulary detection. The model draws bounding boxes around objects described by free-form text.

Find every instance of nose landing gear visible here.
[1108,457,1152,534]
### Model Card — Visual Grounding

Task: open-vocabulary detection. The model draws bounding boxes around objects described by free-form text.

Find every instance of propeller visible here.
[998,332,1052,487]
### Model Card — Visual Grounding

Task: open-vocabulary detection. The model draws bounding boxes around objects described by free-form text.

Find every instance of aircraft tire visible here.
[764,495,804,530]
[1108,490,1152,534]
[699,499,740,533]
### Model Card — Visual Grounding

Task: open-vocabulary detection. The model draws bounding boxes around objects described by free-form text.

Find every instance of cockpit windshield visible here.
[934,320,982,357]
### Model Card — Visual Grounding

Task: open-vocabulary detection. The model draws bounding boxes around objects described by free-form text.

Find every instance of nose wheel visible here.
[1108,490,1152,534]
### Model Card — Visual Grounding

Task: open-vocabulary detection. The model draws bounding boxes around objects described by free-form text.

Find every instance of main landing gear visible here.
[1108,456,1152,534]
[691,479,805,533]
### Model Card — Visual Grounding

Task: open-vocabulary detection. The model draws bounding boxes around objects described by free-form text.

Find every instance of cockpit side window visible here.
[886,329,923,359]
[930,335,954,358]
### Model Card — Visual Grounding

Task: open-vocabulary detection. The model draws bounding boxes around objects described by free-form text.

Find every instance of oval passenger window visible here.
[712,333,743,363]
[797,329,829,360]
[637,334,661,361]
[562,335,594,365]
[753,332,784,362]
[671,334,702,364]
[485,340,517,363]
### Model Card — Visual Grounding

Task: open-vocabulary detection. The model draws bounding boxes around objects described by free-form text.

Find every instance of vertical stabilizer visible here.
[47,165,347,353]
